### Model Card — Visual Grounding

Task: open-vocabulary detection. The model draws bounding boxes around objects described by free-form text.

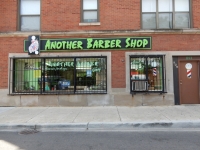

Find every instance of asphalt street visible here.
[1,130,200,150]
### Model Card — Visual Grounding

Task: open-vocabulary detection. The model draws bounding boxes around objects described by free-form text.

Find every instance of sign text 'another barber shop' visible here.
[24,37,152,52]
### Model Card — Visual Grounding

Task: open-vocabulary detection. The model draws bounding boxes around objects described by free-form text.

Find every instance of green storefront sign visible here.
[24,37,151,52]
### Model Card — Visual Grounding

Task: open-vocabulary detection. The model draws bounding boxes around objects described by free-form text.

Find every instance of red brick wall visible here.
[1,0,200,31]
[41,0,200,31]
[0,0,141,32]
[0,37,25,88]
[111,51,126,88]
[193,0,200,28]
[41,0,140,31]
[41,0,81,31]
[0,0,18,32]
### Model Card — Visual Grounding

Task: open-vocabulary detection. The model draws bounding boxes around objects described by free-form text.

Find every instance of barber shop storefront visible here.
[6,35,176,107]
[2,0,200,107]
[10,36,150,95]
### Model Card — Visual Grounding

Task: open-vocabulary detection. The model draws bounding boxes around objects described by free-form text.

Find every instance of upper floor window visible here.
[142,0,190,29]
[82,0,99,23]
[20,0,40,31]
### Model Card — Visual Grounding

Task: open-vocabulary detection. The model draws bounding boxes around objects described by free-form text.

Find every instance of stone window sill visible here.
[79,22,101,26]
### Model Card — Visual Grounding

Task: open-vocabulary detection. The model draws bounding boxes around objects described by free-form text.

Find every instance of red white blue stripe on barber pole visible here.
[187,69,191,78]
[153,68,157,76]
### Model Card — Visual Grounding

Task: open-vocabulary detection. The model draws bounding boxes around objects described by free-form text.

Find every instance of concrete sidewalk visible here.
[0,105,200,131]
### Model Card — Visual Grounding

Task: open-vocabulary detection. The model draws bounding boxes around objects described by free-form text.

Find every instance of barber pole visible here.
[185,63,192,79]
[187,69,191,78]
[153,68,157,76]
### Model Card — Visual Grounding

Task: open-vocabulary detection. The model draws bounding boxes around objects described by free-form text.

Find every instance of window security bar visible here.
[9,57,107,95]
[130,55,166,94]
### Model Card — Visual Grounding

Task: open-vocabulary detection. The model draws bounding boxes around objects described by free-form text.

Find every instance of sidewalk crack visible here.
[153,107,172,121]
[116,106,122,122]
[72,107,83,123]
[25,107,50,123]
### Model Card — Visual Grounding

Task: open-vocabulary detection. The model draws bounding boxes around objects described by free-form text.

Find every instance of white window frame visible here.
[20,0,41,31]
[81,0,99,23]
[141,0,191,29]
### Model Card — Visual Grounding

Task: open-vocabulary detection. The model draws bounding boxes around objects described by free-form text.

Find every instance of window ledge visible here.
[1,29,200,37]
[79,22,101,26]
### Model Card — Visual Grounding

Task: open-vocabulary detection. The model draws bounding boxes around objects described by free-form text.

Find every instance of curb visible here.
[0,124,36,132]
[1,121,200,132]
[87,122,200,130]
[36,123,88,131]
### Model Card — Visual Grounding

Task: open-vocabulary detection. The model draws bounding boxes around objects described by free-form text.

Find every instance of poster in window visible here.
[86,70,92,77]
[28,35,40,55]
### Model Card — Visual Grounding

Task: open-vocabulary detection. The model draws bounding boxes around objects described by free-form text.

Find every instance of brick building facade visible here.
[0,0,200,106]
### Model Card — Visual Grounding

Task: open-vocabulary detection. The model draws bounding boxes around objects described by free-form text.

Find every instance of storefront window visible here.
[130,55,166,93]
[11,57,107,94]
[75,57,106,93]
[13,58,41,93]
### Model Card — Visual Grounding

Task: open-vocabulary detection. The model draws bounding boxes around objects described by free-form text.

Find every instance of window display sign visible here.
[24,37,151,52]
[27,35,40,55]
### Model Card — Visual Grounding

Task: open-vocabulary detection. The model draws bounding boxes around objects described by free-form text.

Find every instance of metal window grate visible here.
[130,55,166,93]
[9,57,107,95]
